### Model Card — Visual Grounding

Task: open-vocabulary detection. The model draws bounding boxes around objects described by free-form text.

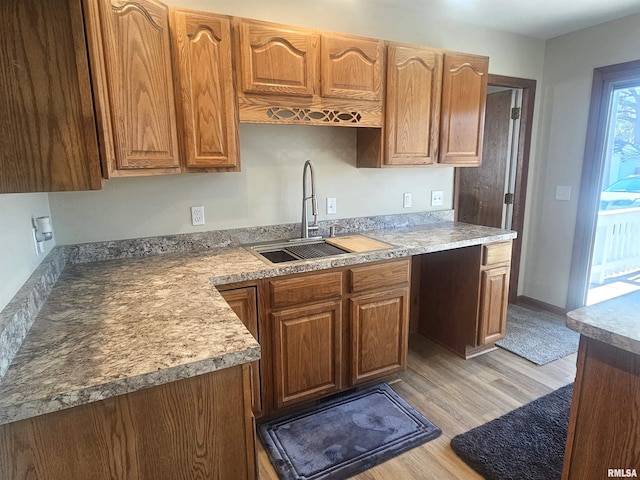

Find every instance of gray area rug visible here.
[451,383,573,480]
[258,383,441,480]
[496,304,579,365]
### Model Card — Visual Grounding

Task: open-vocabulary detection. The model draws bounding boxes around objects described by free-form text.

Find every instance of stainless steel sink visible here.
[246,238,350,264]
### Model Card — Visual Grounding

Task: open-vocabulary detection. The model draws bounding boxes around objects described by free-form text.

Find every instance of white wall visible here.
[0,194,53,311]
[50,125,456,244]
[523,13,640,308]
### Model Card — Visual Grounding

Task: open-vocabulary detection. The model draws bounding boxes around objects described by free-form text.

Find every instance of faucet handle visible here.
[329,226,336,238]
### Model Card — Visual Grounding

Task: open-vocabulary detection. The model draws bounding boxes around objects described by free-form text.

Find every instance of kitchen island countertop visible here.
[0,221,515,425]
[566,290,640,355]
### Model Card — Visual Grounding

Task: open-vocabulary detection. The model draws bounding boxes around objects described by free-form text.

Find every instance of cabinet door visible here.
[86,0,180,176]
[477,265,510,345]
[171,10,239,171]
[220,287,262,415]
[272,301,342,408]
[385,45,442,165]
[320,34,383,101]
[0,366,255,480]
[350,288,409,385]
[439,52,488,166]
[236,20,319,97]
[1,0,102,193]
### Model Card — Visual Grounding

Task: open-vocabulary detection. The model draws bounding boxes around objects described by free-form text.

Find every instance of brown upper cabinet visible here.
[2,1,491,193]
[236,20,320,98]
[84,0,181,177]
[2,0,242,192]
[234,18,384,127]
[384,44,443,166]
[357,47,488,168]
[439,52,489,166]
[320,34,384,102]
[0,0,103,193]
[85,0,241,177]
[170,9,240,172]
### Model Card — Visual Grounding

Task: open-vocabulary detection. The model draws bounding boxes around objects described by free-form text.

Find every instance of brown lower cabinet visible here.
[0,364,256,479]
[272,300,344,408]
[267,259,410,412]
[478,264,510,345]
[219,286,262,415]
[350,288,409,385]
[418,241,511,358]
[226,258,411,415]
[220,248,507,417]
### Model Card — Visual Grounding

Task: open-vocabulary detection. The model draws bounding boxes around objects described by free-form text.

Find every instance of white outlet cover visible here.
[403,192,412,208]
[431,190,444,206]
[191,205,205,226]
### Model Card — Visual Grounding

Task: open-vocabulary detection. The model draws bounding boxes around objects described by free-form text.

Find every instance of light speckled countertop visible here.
[0,222,515,425]
[567,291,640,355]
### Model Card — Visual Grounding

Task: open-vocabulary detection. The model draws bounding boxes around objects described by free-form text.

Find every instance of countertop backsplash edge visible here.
[65,210,455,264]
[0,247,67,379]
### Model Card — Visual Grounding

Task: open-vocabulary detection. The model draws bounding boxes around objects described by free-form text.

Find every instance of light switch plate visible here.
[555,186,572,201]
[403,192,412,208]
[327,197,337,215]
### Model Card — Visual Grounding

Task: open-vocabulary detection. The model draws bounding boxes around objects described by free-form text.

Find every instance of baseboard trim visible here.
[515,296,568,317]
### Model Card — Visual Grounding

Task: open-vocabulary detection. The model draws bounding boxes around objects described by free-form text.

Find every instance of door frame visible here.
[454,74,536,303]
[566,59,640,310]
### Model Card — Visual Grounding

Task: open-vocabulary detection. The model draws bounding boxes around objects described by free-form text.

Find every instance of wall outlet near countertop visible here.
[403,192,412,208]
[191,205,205,226]
[431,190,444,206]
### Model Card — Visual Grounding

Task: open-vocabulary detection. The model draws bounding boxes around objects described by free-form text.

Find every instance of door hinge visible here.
[511,107,521,120]
[504,193,515,205]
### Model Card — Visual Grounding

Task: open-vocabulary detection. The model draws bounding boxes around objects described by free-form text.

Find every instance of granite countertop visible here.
[0,221,515,425]
[566,291,640,355]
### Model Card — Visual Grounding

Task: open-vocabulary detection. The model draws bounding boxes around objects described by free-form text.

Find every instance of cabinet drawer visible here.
[482,242,512,266]
[269,271,343,309]
[349,259,410,293]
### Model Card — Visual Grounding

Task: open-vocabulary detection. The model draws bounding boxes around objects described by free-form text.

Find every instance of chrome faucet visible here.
[301,160,320,239]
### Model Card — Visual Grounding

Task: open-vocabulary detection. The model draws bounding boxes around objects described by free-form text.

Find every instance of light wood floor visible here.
[257,333,577,480]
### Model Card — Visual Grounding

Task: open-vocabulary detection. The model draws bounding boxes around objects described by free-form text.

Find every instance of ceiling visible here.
[360,0,640,39]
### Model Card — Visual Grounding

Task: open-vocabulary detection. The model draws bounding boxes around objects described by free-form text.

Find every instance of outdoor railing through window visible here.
[590,207,640,284]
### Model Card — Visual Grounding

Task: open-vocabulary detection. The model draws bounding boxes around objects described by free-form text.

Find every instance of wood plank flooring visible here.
[257,333,577,480]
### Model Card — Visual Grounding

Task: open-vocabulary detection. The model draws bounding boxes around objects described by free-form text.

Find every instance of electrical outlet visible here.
[403,192,412,208]
[191,205,205,226]
[327,197,337,215]
[431,190,444,206]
